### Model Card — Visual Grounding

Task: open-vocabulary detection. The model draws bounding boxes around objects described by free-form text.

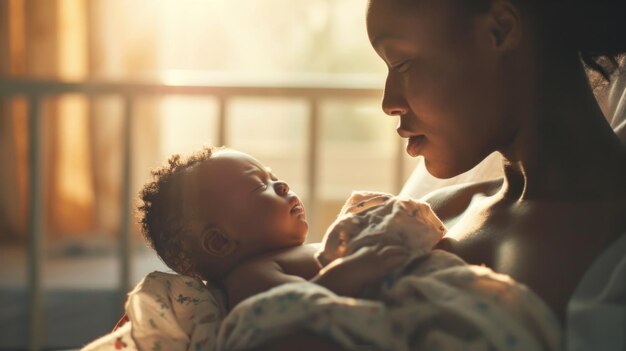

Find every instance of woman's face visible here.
[367,0,517,178]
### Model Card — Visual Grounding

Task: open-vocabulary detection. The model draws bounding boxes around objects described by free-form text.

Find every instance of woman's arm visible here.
[245,331,351,351]
[246,331,390,351]
[225,244,408,307]
[312,244,408,296]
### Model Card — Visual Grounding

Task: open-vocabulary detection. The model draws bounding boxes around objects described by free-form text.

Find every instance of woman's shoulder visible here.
[421,177,503,223]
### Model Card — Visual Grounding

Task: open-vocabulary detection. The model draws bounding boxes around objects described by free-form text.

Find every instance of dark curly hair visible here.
[463,0,626,81]
[138,146,222,278]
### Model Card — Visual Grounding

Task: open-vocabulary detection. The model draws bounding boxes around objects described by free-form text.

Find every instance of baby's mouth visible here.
[290,202,305,216]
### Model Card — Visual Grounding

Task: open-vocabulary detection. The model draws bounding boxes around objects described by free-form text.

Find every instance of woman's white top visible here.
[566,233,626,351]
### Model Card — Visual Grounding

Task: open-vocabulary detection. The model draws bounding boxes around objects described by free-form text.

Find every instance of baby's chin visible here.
[292,222,309,244]
[285,232,307,247]
[265,232,308,251]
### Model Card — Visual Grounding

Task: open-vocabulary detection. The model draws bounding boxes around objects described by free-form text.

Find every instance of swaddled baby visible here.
[138,147,415,311]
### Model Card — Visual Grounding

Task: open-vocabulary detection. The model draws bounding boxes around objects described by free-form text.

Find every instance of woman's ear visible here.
[201,227,237,257]
[483,0,522,52]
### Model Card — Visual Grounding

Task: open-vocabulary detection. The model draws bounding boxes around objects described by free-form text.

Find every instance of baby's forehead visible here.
[179,152,262,214]
[208,150,266,174]
[186,151,268,194]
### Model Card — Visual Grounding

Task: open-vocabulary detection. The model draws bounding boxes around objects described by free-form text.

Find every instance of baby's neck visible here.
[226,243,322,282]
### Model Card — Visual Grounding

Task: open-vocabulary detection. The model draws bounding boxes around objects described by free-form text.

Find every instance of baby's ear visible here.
[201,227,236,257]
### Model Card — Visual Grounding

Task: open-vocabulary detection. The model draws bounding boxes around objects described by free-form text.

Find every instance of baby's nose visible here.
[274,181,289,196]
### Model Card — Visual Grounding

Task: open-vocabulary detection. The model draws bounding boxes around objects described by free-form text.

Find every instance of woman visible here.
[254,0,626,349]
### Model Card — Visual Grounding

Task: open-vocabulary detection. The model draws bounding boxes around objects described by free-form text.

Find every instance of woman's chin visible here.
[423,159,472,180]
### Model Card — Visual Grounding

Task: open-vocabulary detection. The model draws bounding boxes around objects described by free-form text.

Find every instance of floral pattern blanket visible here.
[82,272,226,351]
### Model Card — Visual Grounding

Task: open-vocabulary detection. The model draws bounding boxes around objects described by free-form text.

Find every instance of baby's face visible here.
[194,150,308,255]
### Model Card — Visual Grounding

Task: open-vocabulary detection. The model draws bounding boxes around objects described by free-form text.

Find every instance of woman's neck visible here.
[498,54,626,202]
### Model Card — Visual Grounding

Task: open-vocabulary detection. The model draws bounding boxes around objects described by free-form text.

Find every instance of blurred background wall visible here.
[0,0,421,247]
[0,1,420,348]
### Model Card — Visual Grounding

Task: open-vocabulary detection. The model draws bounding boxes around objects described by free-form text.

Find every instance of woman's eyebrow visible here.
[371,35,417,60]
[372,33,410,48]
[371,33,392,48]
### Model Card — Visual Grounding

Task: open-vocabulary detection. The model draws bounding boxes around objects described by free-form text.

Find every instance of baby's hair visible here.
[138,146,223,278]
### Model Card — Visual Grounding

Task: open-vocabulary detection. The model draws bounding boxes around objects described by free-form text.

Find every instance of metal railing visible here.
[0,76,405,350]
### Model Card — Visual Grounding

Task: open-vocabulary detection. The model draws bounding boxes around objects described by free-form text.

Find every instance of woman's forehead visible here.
[367,1,416,31]
[367,0,467,25]
[367,0,472,47]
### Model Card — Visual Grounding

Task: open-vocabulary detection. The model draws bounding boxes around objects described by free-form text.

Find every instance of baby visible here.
[138,146,410,308]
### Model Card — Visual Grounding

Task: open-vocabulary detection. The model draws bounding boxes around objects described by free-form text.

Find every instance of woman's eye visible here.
[392,60,412,73]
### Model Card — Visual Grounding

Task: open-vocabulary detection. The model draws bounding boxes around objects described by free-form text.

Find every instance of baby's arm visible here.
[224,259,304,309]
[224,244,408,308]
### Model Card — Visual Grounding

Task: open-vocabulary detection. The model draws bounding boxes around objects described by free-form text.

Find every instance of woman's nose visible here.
[382,74,409,117]
[274,181,289,196]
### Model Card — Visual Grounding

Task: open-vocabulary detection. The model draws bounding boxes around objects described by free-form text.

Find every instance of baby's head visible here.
[138,147,308,280]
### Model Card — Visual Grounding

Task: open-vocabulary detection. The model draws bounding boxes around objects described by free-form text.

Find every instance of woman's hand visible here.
[318,225,408,262]
[313,243,409,297]
[342,243,410,284]
[316,216,365,266]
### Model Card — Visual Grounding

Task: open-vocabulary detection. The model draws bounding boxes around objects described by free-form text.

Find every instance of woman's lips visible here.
[406,135,426,157]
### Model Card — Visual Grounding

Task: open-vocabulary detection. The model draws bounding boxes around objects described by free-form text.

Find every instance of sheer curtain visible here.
[0,0,161,244]
[1,0,415,246]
